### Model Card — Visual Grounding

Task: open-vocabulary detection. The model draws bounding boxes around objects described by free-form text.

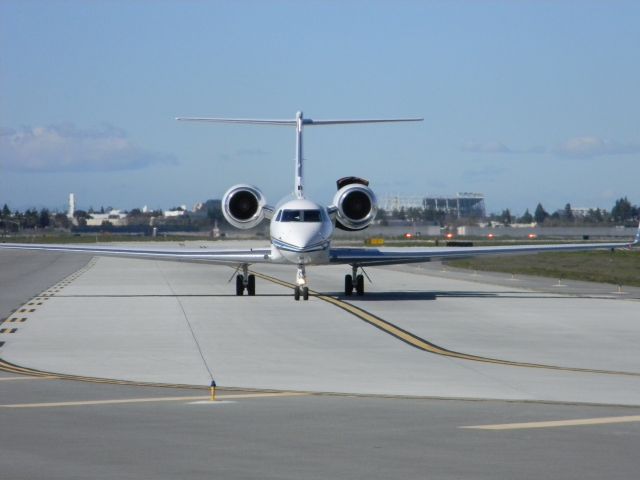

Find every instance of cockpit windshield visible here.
[279,209,323,222]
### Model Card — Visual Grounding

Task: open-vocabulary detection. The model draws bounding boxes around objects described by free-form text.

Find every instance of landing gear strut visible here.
[345,265,365,296]
[294,264,309,301]
[235,264,256,296]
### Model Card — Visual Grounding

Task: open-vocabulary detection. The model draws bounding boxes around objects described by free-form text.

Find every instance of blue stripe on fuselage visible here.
[271,237,329,253]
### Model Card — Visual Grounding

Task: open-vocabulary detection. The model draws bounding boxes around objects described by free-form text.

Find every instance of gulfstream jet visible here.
[2,111,638,300]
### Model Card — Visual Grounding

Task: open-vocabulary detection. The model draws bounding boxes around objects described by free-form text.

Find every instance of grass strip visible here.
[446,250,640,287]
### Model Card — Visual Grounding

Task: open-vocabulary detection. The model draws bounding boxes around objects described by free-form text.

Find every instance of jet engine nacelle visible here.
[333,178,378,231]
[222,184,268,229]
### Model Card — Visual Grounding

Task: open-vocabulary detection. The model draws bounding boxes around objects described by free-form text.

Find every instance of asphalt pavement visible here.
[1,246,639,479]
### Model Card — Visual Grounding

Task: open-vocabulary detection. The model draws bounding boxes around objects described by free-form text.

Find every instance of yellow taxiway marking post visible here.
[461,415,640,430]
[210,380,217,401]
[0,392,308,409]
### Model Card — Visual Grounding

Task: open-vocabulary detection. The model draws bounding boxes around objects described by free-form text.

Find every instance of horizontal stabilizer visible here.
[176,115,423,127]
[302,118,423,126]
[176,117,296,126]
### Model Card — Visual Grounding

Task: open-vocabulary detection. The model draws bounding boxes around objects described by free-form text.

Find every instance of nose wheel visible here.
[294,264,310,301]
[294,285,309,301]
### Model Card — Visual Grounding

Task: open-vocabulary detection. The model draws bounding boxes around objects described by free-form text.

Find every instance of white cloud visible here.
[461,141,512,154]
[554,136,640,158]
[0,124,177,172]
[461,136,640,159]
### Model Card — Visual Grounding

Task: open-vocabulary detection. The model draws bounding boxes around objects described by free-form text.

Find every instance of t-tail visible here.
[176,111,423,199]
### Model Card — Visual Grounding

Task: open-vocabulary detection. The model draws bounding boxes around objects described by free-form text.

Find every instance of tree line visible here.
[0,204,71,230]
[0,199,229,232]
[379,197,638,227]
[2,197,638,232]
[494,197,638,227]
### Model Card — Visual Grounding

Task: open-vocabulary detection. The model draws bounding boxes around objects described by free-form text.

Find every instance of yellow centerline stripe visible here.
[252,271,640,377]
[0,359,204,388]
[460,415,640,430]
[0,391,308,408]
[0,376,57,382]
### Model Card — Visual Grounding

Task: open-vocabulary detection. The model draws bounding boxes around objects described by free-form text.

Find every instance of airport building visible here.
[85,210,128,227]
[382,193,486,218]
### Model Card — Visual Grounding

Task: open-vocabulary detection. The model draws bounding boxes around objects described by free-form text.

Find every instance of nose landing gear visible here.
[294,264,310,301]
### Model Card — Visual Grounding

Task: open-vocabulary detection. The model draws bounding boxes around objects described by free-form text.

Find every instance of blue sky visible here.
[1,1,639,215]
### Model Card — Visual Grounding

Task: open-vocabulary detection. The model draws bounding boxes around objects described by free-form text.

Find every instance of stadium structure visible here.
[382,193,486,218]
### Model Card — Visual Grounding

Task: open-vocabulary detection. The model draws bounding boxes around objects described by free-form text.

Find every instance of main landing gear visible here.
[344,265,365,296]
[235,264,256,296]
[294,264,310,301]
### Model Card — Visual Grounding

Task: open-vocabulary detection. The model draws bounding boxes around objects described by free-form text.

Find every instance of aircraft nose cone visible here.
[296,227,325,250]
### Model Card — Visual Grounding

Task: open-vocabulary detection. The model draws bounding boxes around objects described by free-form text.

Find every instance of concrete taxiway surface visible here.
[1,244,639,479]
[2,242,640,405]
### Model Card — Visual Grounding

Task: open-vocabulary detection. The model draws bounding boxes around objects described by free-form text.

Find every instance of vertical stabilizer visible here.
[295,111,304,198]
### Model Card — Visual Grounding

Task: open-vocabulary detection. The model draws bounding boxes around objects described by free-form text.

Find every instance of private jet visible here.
[1,111,638,300]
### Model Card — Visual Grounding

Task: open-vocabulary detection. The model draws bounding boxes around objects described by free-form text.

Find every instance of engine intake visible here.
[333,180,378,231]
[222,184,267,229]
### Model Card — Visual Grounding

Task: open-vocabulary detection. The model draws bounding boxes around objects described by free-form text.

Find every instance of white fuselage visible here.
[269,198,334,265]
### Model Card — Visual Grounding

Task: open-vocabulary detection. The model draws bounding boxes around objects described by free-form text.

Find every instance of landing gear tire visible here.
[294,286,301,301]
[247,274,256,296]
[345,275,354,296]
[302,286,309,301]
[356,274,364,296]
[236,275,244,296]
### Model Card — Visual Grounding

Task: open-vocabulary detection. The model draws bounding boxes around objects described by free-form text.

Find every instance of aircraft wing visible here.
[0,243,272,264]
[329,237,639,267]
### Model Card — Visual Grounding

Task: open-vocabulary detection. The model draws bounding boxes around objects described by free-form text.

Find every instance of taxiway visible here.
[1,244,639,479]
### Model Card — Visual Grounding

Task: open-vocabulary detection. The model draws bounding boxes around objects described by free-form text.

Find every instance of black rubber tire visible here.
[236,275,244,296]
[302,286,309,301]
[247,274,256,296]
[344,274,353,296]
[356,274,364,296]
[294,286,301,301]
